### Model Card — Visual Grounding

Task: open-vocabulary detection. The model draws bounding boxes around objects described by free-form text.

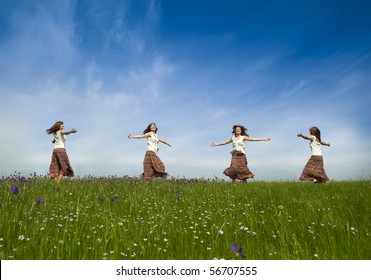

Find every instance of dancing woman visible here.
[128,123,171,180]
[298,126,330,183]
[211,124,270,184]
[46,121,77,182]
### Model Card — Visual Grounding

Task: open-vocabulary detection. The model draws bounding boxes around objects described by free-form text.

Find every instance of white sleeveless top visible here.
[231,135,245,155]
[147,132,159,153]
[310,136,322,156]
[53,131,66,149]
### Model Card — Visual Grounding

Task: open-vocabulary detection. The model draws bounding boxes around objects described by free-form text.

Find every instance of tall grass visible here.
[0,173,370,260]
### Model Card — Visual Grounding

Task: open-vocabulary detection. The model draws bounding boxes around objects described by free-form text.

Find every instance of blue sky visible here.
[0,0,370,180]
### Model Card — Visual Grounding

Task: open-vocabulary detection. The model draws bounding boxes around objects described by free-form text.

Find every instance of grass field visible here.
[0,173,370,260]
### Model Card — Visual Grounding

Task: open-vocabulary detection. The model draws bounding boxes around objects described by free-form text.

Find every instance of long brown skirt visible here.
[142,151,167,180]
[49,148,74,178]
[223,153,255,181]
[299,155,329,183]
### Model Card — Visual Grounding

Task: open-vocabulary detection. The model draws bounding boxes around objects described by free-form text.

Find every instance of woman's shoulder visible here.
[310,135,320,143]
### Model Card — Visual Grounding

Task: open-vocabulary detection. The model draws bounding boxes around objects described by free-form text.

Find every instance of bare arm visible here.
[297,133,314,141]
[211,138,232,147]
[243,136,271,141]
[128,133,150,139]
[60,129,77,135]
[158,136,172,147]
[298,133,330,146]
[320,141,331,147]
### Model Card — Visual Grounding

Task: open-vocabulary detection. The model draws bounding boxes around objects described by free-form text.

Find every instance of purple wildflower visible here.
[98,197,104,203]
[231,243,238,253]
[11,186,19,194]
[36,198,43,205]
[231,243,246,259]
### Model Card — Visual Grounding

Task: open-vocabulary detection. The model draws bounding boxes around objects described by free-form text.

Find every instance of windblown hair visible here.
[143,123,158,134]
[46,121,64,135]
[232,125,249,137]
[309,126,322,143]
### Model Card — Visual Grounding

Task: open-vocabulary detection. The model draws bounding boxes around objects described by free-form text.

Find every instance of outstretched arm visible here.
[128,133,150,139]
[297,133,314,141]
[211,138,232,147]
[320,141,331,147]
[61,128,77,135]
[244,136,270,141]
[158,136,172,147]
[298,134,330,146]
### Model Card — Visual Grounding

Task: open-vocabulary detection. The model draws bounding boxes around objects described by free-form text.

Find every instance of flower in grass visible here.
[110,195,119,202]
[98,197,104,203]
[11,186,19,194]
[231,243,246,259]
[0,202,2,208]
[240,226,249,231]
[35,198,43,205]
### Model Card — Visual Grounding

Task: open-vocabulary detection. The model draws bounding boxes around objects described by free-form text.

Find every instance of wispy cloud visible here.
[0,1,370,180]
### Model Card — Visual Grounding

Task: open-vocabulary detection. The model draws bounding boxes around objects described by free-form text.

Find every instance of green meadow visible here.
[0,173,370,260]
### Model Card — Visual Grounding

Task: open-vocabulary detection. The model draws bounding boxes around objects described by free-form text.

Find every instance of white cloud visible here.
[0,1,370,181]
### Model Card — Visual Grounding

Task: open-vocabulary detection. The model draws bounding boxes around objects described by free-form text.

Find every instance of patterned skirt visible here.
[299,155,329,183]
[223,153,255,181]
[142,151,167,180]
[49,148,74,178]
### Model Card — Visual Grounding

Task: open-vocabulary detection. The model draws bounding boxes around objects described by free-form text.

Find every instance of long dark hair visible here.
[232,124,249,137]
[309,127,322,142]
[46,121,63,134]
[143,123,158,134]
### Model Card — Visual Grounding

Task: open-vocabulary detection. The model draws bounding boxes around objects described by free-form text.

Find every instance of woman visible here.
[298,127,330,183]
[128,123,171,180]
[46,121,77,182]
[211,124,270,184]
